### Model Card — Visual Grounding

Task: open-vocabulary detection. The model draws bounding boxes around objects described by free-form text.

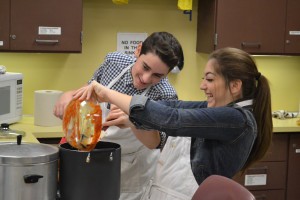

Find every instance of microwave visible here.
[0,72,23,124]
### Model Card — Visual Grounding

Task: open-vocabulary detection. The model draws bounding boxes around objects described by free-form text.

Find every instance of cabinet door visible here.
[197,0,287,54]
[284,0,300,54]
[234,161,287,190]
[10,0,82,52]
[252,190,285,200]
[261,133,288,162]
[196,0,217,53]
[286,134,300,200]
[0,0,10,50]
[216,0,286,54]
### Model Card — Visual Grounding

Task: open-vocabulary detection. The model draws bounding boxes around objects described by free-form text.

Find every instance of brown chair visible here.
[192,175,255,200]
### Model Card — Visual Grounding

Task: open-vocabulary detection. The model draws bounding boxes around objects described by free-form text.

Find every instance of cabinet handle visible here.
[10,35,17,40]
[255,194,266,200]
[247,166,268,174]
[35,39,59,44]
[241,42,261,49]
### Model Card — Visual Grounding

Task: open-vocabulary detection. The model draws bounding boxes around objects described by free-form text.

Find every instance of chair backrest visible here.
[192,175,255,200]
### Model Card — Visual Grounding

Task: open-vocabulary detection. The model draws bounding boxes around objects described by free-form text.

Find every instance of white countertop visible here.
[1,115,299,144]
[272,117,300,132]
[0,115,63,143]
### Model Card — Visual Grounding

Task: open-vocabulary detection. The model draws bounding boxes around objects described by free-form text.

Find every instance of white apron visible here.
[100,64,160,200]
[141,136,199,200]
[140,99,255,200]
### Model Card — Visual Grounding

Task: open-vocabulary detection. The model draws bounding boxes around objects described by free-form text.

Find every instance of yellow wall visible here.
[1,0,299,115]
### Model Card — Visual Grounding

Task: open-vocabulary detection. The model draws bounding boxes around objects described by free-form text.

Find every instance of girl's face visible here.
[200,59,235,108]
[131,52,169,90]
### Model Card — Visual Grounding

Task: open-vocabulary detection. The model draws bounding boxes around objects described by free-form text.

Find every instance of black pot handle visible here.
[24,174,44,183]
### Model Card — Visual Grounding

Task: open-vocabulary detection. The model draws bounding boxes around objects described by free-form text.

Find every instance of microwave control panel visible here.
[16,79,23,111]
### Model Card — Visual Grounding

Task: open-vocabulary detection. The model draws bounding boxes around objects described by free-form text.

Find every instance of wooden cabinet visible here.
[285,0,300,54]
[286,134,300,200]
[234,133,300,200]
[196,0,300,55]
[0,0,82,53]
[0,0,10,50]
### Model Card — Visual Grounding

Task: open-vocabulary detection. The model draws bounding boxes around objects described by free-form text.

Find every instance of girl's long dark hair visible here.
[209,47,273,172]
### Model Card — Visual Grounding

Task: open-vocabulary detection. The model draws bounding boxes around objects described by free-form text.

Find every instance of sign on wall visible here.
[117,32,148,55]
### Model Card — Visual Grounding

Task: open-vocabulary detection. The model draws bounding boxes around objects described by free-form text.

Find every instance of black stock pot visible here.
[58,141,121,200]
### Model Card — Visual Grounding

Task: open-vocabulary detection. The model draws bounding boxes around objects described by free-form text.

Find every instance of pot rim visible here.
[59,141,121,152]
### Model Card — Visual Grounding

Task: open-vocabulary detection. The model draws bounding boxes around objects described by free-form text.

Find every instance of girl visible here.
[74,47,273,200]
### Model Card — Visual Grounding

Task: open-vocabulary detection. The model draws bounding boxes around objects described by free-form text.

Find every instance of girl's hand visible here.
[103,104,133,129]
[73,81,109,102]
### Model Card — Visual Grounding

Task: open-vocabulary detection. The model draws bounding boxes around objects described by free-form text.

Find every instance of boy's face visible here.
[131,52,169,90]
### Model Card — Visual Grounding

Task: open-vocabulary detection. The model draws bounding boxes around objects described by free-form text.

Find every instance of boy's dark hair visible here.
[140,32,184,71]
